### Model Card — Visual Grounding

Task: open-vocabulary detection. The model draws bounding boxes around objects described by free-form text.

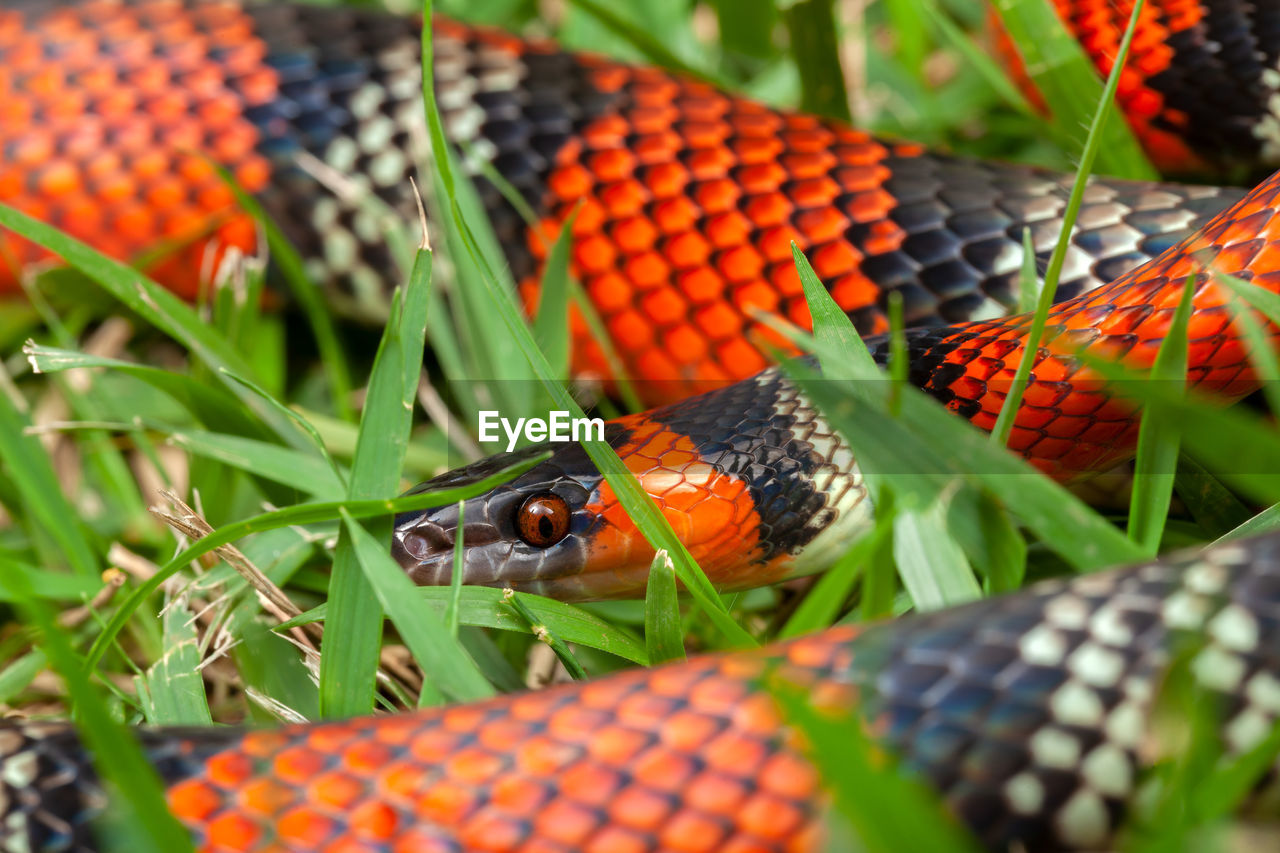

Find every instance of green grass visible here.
[0,0,1275,850]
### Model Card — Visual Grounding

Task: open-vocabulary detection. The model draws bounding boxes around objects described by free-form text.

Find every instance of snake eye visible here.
[515,492,571,548]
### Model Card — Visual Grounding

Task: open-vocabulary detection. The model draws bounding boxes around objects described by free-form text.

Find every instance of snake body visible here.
[6,1,1280,851]
[6,534,1280,852]
[0,0,1261,399]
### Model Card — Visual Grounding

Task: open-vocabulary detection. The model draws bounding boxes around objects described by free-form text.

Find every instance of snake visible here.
[4,0,1280,850]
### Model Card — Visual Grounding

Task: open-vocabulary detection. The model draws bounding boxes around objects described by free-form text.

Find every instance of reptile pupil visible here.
[517,493,570,547]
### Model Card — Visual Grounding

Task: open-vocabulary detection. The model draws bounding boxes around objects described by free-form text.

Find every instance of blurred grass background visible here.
[0,0,1275,850]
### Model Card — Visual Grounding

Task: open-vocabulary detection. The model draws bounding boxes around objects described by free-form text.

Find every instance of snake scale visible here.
[4,1,1280,851]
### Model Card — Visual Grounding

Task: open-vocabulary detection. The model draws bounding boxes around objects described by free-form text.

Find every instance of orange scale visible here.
[350,801,399,842]
[416,782,480,827]
[598,179,647,216]
[445,747,505,784]
[678,268,724,304]
[695,302,742,340]
[785,297,813,330]
[757,225,803,262]
[1029,435,1074,460]
[1078,419,1130,445]
[213,126,260,165]
[611,215,658,253]
[733,279,779,315]
[640,160,688,197]
[738,793,806,840]
[716,337,766,374]
[636,349,681,384]
[59,194,106,233]
[168,779,224,823]
[585,725,651,765]
[272,746,327,786]
[342,739,393,774]
[660,809,728,853]
[11,132,54,166]
[782,125,836,152]
[216,214,259,253]
[847,189,900,226]
[19,65,64,97]
[277,806,338,849]
[146,176,188,210]
[736,162,787,193]
[125,61,171,95]
[309,772,366,810]
[718,245,765,283]
[658,710,723,753]
[788,176,841,208]
[239,777,298,817]
[4,40,40,71]
[587,271,633,312]
[794,207,849,243]
[513,734,578,777]
[0,95,33,125]
[585,826,651,853]
[664,230,712,268]
[729,108,784,134]
[731,136,785,165]
[639,286,685,324]
[781,149,837,178]
[561,761,625,806]
[631,105,680,134]
[160,117,205,152]
[180,64,224,97]
[686,146,735,180]
[581,114,630,148]
[0,169,23,201]
[703,210,751,248]
[693,178,740,214]
[680,120,731,148]
[528,799,599,847]
[489,776,549,814]
[653,196,699,234]
[197,181,235,212]
[662,324,708,363]
[680,94,731,122]
[610,783,674,832]
[549,705,613,742]
[205,811,261,852]
[740,191,792,228]
[573,234,617,275]
[204,750,255,789]
[408,728,461,764]
[608,309,653,350]
[49,91,90,122]
[93,88,140,120]
[630,248,675,288]
[758,751,820,801]
[587,147,637,182]
[570,197,607,235]
[236,67,279,105]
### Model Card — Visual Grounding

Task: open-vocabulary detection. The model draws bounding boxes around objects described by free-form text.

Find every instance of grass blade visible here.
[644,550,686,664]
[136,593,213,725]
[340,508,493,701]
[280,585,648,665]
[782,0,851,122]
[1126,275,1194,553]
[320,235,433,718]
[990,0,1156,179]
[991,0,1151,447]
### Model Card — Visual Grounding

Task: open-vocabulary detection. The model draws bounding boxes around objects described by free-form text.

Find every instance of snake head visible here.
[391,376,873,600]
[391,440,611,599]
